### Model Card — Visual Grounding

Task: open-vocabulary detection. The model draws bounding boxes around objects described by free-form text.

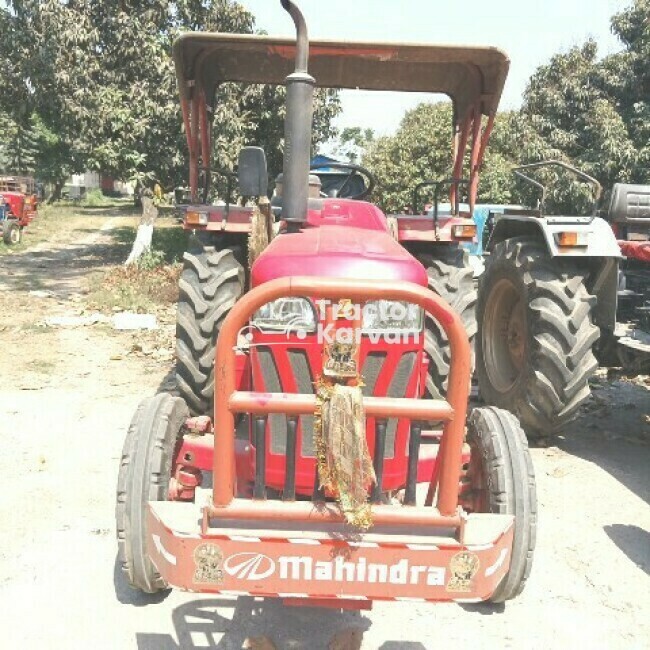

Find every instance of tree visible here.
[518,40,638,213]
[517,1,649,212]
[0,0,341,198]
[599,0,649,180]
[363,102,518,213]
[333,127,375,163]
[0,1,103,196]
[0,112,38,174]
[209,82,340,198]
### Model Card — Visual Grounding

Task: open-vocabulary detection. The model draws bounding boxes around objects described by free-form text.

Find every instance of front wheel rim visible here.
[482,278,526,393]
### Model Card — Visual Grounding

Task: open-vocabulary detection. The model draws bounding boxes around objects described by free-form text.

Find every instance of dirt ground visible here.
[0,210,648,649]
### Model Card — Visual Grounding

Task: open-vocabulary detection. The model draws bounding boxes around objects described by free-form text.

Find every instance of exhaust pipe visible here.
[280,0,315,224]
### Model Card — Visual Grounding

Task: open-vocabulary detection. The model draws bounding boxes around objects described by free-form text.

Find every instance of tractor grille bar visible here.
[371,419,387,503]
[384,352,416,459]
[283,416,298,500]
[404,421,422,505]
[257,348,287,454]
[287,349,316,456]
[254,416,267,500]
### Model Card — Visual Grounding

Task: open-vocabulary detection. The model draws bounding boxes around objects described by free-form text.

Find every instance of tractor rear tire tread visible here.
[175,241,244,415]
[468,406,537,602]
[419,246,477,400]
[477,237,599,435]
[115,393,189,593]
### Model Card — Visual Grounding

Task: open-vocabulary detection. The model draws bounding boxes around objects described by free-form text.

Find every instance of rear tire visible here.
[477,237,599,436]
[115,393,189,593]
[464,406,537,603]
[419,246,477,399]
[2,221,21,245]
[175,239,245,415]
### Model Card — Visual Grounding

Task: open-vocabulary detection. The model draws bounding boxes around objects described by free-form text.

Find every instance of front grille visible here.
[256,345,417,459]
[257,347,288,454]
[287,349,316,456]
[384,352,416,459]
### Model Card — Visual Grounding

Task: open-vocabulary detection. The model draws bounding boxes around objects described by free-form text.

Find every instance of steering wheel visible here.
[310,161,376,200]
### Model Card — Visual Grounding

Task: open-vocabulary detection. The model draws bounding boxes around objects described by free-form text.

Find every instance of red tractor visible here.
[116,0,536,607]
[0,175,38,245]
[606,183,650,373]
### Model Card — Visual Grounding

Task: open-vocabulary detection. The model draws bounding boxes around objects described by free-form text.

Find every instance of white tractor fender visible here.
[489,215,621,259]
[488,214,621,332]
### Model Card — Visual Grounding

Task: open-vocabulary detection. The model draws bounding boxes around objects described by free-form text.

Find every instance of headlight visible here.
[362,300,423,333]
[252,297,317,333]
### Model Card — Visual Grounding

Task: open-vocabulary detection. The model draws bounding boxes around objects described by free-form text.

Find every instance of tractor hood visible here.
[251,223,427,287]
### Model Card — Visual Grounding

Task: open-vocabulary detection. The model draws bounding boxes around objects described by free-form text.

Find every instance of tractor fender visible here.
[487,215,620,332]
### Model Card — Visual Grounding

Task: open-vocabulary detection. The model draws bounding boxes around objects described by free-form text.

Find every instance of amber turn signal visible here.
[555,231,588,247]
[451,224,477,239]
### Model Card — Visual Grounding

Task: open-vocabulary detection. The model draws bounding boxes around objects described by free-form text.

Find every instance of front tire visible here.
[419,246,477,400]
[175,239,245,415]
[462,406,537,602]
[115,393,189,593]
[2,221,21,245]
[477,237,599,436]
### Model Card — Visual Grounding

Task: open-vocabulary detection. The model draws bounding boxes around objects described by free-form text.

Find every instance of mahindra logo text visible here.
[224,552,446,586]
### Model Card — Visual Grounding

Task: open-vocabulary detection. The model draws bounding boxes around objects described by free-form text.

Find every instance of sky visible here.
[239,0,627,135]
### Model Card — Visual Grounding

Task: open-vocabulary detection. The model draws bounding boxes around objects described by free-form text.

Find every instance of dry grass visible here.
[0,202,140,256]
[87,263,181,313]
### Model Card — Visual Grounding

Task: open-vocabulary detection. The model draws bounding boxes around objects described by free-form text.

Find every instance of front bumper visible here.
[147,498,514,603]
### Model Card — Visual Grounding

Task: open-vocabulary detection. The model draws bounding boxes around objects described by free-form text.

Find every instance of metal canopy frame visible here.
[173,33,510,210]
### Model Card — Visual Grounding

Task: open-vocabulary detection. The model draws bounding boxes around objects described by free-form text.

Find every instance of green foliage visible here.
[363,0,649,217]
[518,0,649,212]
[82,189,110,207]
[0,0,644,215]
[0,0,340,196]
[363,103,453,212]
[334,127,376,163]
[363,103,518,213]
[518,40,636,213]
[209,82,340,198]
[136,247,167,271]
[0,112,39,174]
[602,0,649,177]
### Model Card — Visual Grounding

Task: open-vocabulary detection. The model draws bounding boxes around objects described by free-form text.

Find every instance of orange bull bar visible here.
[147,277,515,602]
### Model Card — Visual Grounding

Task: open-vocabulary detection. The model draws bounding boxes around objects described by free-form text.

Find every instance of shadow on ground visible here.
[603,524,650,575]
[0,218,188,294]
[0,240,130,293]
[115,556,423,648]
[554,378,650,505]
[134,597,377,649]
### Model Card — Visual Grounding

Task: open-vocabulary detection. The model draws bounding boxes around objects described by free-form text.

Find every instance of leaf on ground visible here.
[242,637,276,650]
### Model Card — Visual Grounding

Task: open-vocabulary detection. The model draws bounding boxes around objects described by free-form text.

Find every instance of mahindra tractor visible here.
[478,161,622,437]
[116,0,536,608]
[0,175,38,245]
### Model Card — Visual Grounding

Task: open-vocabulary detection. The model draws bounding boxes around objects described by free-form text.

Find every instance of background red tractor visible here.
[0,175,38,245]
[116,0,536,608]
[606,183,650,373]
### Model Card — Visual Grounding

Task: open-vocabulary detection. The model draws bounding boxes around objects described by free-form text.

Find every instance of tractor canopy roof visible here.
[173,33,510,121]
